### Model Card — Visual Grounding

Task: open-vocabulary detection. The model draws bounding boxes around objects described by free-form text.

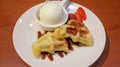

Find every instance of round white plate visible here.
[13,2,106,67]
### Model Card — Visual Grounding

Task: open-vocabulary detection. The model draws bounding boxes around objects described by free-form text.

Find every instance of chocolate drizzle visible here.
[66,38,74,51]
[41,52,53,61]
[57,52,64,58]
[38,31,42,39]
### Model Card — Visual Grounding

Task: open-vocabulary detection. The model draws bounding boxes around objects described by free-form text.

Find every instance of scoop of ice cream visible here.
[39,2,64,25]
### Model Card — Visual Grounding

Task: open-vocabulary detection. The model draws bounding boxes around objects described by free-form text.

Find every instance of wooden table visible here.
[0,0,120,67]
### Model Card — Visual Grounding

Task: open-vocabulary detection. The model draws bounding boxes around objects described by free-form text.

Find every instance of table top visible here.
[0,0,120,67]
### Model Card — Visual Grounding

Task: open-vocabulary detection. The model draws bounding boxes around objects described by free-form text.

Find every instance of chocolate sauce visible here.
[47,53,54,61]
[41,52,47,60]
[57,52,64,58]
[73,42,80,47]
[45,31,48,34]
[69,42,74,51]
[66,27,77,36]
[38,31,48,39]
[64,52,68,55]
[41,52,54,61]
[38,31,42,39]
[66,38,74,51]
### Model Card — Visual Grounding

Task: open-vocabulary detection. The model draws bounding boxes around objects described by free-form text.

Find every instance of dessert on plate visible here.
[32,1,92,61]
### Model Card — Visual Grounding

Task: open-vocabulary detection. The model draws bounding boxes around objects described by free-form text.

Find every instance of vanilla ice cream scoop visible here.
[35,0,69,31]
[39,2,64,25]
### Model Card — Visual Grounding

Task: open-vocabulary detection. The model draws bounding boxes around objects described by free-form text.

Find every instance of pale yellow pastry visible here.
[32,32,68,58]
[66,19,92,46]
[32,19,92,58]
[53,19,92,46]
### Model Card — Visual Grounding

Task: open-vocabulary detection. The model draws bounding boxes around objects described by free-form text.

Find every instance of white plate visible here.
[13,2,106,67]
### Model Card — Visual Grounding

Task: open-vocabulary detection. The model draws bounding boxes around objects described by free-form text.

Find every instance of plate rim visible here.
[12,2,106,67]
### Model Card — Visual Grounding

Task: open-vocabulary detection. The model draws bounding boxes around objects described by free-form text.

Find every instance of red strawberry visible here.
[76,7,86,21]
[68,13,77,20]
[74,12,82,22]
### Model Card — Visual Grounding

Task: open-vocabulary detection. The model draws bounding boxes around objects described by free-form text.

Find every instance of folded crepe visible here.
[53,19,92,46]
[32,32,68,58]
[32,19,92,58]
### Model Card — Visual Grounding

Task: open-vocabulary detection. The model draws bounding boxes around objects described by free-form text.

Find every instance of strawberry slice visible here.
[68,13,77,20]
[74,12,82,22]
[76,7,86,21]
